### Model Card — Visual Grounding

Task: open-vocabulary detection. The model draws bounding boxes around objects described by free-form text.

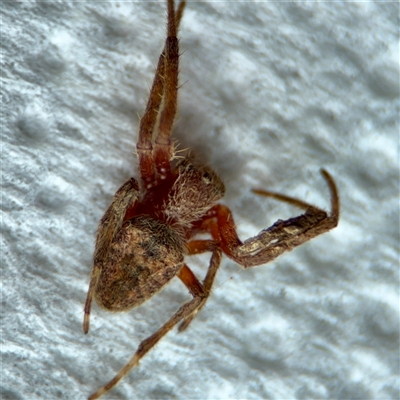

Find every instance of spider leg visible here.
[136,55,164,186]
[232,169,339,266]
[137,0,186,187]
[178,249,223,332]
[176,240,220,331]
[198,169,339,268]
[178,264,205,297]
[153,0,180,178]
[83,179,139,334]
[239,169,339,267]
[88,248,222,400]
[252,169,339,216]
[83,263,101,334]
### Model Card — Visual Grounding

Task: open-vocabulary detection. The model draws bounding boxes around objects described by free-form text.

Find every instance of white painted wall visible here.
[2,1,398,399]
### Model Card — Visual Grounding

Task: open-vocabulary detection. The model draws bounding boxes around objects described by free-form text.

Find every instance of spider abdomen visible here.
[94,216,185,311]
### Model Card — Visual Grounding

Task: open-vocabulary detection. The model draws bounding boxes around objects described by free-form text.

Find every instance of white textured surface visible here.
[2,2,399,400]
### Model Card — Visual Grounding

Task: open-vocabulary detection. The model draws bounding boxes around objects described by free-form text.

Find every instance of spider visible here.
[83,1,340,398]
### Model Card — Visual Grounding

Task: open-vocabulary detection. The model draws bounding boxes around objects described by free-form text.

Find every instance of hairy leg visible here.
[193,169,339,268]
[235,169,339,267]
[137,0,186,187]
[83,179,139,334]
[153,0,180,178]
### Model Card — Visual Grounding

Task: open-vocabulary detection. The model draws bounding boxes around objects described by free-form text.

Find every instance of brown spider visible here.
[83,1,340,398]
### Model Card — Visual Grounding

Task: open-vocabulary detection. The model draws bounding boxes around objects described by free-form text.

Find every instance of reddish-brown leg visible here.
[137,0,186,187]
[175,239,220,331]
[153,0,180,178]
[178,265,205,297]
[194,169,339,268]
[176,239,219,325]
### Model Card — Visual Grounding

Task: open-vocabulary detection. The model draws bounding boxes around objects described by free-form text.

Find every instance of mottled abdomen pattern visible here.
[94,216,185,311]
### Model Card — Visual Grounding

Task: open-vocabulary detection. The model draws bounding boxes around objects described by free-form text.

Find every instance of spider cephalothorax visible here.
[83,1,339,398]
[163,158,225,227]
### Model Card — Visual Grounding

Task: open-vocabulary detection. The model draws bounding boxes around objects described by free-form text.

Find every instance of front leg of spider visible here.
[205,169,339,268]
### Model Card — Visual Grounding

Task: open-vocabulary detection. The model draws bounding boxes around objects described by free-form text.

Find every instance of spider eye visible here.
[202,171,213,184]
[183,164,195,173]
[178,159,194,172]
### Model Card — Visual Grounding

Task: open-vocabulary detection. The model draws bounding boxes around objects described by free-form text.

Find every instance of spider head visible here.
[164,157,225,227]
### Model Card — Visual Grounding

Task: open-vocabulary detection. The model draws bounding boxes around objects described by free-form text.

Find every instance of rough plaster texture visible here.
[2,1,399,400]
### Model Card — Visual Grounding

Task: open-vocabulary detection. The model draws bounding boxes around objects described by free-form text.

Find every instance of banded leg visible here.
[235,169,339,267]
[194,169,339,268]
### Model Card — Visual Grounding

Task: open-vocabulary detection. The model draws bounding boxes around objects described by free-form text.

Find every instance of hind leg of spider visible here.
[83,264,100,334]
[177,240,221,332]
[88,247,222,400]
